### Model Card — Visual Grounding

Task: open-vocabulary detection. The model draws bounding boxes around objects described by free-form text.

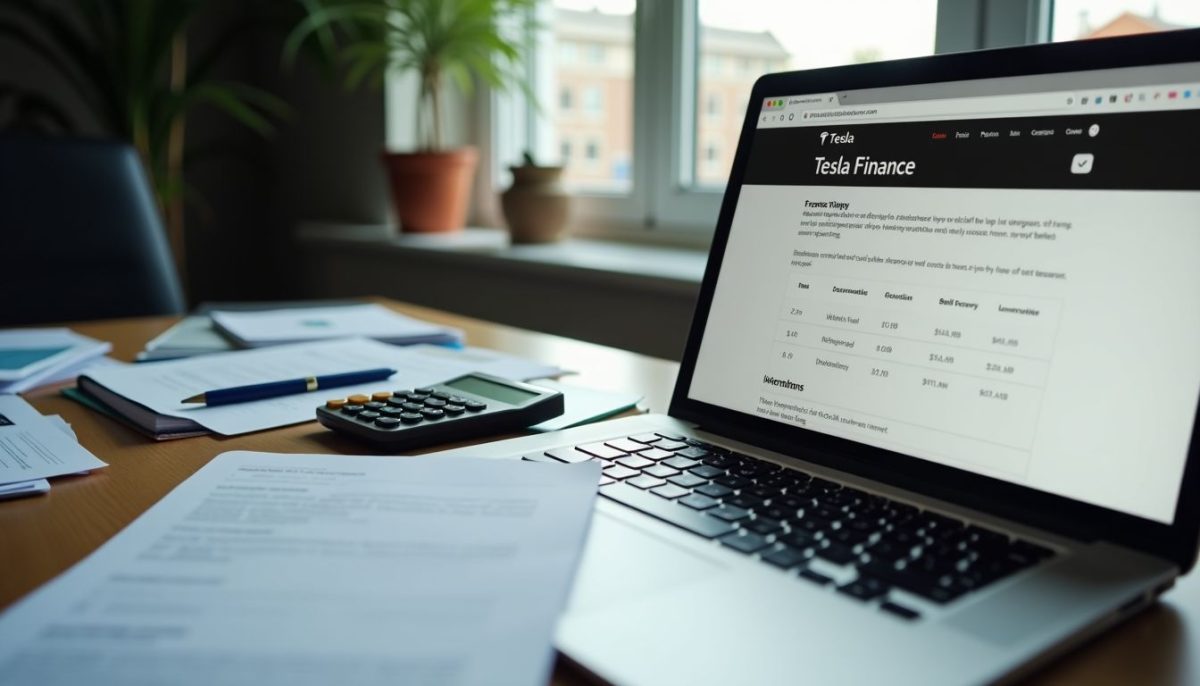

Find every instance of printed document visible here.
[0,395,106,484]
[81,338,565,436]
[0,451,599,686]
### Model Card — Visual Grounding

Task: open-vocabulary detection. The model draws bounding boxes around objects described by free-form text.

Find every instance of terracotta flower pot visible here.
[381,147,478,233]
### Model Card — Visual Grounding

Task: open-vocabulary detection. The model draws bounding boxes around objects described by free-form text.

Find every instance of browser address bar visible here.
[795,92,1069,125]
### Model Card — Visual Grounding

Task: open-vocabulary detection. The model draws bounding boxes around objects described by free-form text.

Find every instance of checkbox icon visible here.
[1071,153,1094,174]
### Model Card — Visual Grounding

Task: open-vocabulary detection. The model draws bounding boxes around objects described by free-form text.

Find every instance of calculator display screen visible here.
[445,377,539,405]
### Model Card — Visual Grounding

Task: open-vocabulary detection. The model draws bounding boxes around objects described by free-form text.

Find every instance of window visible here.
[705,93,721,119]
[1051,0,1200,41]
[582,85,604,114]
[481,1,1056,238]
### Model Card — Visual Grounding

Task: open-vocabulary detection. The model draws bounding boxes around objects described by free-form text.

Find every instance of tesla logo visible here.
[820,131,854,146]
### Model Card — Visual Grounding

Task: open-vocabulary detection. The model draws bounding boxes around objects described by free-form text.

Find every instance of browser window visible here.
[689,64,1200,524]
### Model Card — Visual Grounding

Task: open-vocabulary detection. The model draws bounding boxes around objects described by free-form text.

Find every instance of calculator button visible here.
[393,389,412,396]
[374,416,401,429]
[380,407,403,417]
[444,404,465,415]
[364,401,386,410]
[447,396,467,404]
[401,402,424,412]
[424,398,447,408]
[431,392,451,401]
[386,396,408,408]
[358,411,380,421]
[421,408,444,420]
[341,404,364,416]
[465,400,486,412]
[414,388,435,395]
[348,394,370,405]
[326,398,347,410]
[400,412,423,424]
[371,391,392,402]
[403,392,425,402]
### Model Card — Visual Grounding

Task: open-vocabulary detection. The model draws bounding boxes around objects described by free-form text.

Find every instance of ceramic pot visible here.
[381,147,478,233]
[500,165,570,244]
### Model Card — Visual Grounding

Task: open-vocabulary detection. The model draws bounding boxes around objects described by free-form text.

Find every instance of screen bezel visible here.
[668,28,1200,573]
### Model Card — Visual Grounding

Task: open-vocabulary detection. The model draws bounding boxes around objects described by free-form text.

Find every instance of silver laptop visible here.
[439,30,1200,685]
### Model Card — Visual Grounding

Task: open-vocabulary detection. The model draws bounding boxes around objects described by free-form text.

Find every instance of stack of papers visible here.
[77,338,565,439]
[211,304,464,349]
[0,329,112,393]
[0,451,598,685]
[0,395,108,501]
[137,315,237,362]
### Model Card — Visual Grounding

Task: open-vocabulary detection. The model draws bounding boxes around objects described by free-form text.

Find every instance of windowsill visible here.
[296,223,708,295]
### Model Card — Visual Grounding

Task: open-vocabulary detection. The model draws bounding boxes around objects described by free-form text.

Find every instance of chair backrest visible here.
[0,136,186,326]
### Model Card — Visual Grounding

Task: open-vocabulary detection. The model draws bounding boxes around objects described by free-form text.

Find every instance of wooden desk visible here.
[0,300,1195,685]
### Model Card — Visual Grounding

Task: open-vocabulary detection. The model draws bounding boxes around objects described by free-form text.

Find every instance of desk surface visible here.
[0,300,1195,685]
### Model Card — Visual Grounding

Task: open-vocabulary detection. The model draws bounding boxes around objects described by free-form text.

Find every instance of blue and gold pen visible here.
[181,368,396,406]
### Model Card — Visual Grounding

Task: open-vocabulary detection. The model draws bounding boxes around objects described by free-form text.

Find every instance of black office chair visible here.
[0,136,186,325]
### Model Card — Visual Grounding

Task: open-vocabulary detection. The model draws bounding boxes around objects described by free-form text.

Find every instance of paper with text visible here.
[0,451,599,686]
[0,396,106,484]
[82,338,565,435]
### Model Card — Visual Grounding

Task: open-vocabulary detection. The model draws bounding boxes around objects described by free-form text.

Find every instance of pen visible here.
[181,368,397,406]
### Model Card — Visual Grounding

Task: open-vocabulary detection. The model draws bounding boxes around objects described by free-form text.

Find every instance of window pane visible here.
[1052,1,1199,41]
[693,0,937,188]
[549,1,635,193]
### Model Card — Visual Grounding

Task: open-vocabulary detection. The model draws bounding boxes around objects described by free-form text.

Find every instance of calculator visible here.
[315,372,564,449]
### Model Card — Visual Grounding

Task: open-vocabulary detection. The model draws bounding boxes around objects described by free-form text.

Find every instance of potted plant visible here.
[287,0,536,233]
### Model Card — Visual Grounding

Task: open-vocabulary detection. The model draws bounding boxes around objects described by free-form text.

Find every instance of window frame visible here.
[475,0,1052,241]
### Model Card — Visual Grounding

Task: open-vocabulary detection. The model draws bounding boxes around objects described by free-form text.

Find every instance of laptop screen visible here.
[688,62,1200,525]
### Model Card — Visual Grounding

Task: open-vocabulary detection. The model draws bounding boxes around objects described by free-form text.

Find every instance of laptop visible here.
[437,29,1200,684]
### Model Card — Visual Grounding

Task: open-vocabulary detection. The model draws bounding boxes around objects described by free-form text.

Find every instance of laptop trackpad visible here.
[946,542,1168,646]
[565,509,726,615]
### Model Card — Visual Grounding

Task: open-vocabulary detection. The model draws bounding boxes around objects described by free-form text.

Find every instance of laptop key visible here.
[708,505,752,522]
[814,542,857,565]
[603,465,641,480]
[656,440,688,451]
[689,464,724,479]
[695,483,733,499]
[668,472,707,488]
[799,569,834,586]
[675,446,708,459]
[838,576,890,602]
[644,464,681,479]
[655,432,686,441]
[522,454,558,463]
[663,456,700,470]
[742,517,783,536]
[577,442,628,460]
[630,433,663,444]
[679,493,720,510]
[880,602,921,621]
[544,447,595,464]
[627,474,667,490]
[599,476,616,486]
[639,448,676,461]
[720,530,771,554]
[617,455,655,470]
[601,483,735,538]
[651,484,690,500]
[762,545,808,569]
[606,438,649,453]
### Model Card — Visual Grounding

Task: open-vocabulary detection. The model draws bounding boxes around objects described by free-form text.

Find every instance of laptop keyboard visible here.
[523,431,1056,620]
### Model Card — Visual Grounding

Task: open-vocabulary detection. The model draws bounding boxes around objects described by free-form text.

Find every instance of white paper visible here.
[212,304,462,346]
[0,329,111,391]
[82,338,565,436]
[403,344,566,383]
[529,380,644,432]
[0,451,599,686]
[0,396,107,484]
[0,478,49,501]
